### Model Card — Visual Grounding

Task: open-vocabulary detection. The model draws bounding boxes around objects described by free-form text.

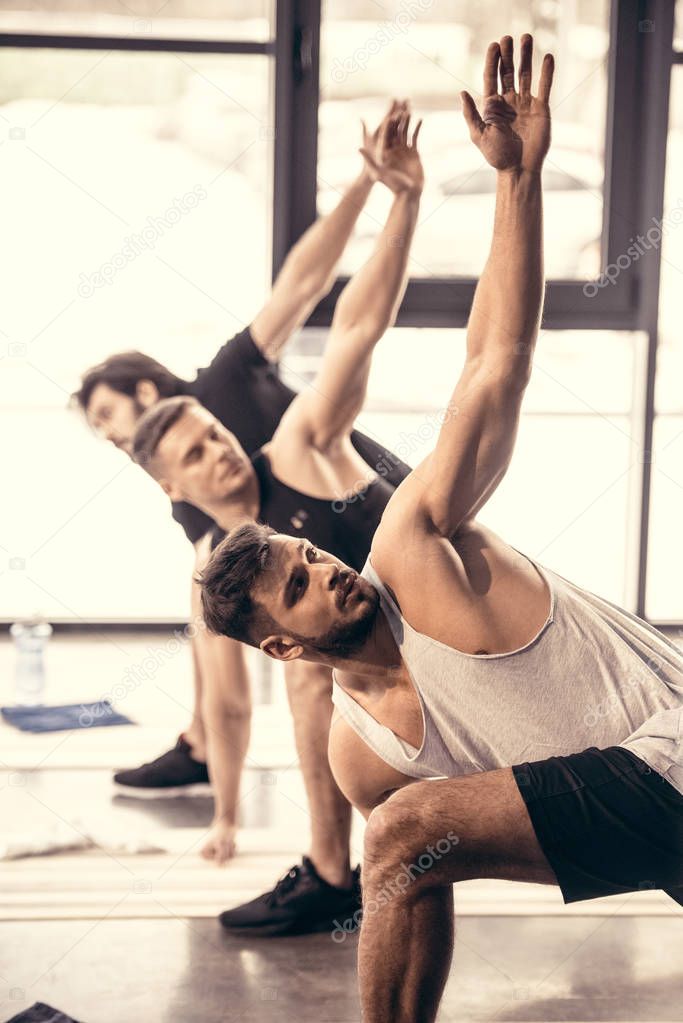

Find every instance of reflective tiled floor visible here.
[1,635,682,1022]
[1,915,682,1022]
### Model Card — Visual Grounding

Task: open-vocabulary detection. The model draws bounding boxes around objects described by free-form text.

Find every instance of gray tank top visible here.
[331,550,683,796]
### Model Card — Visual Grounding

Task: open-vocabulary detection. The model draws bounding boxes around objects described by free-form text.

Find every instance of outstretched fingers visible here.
[483,41,500,97]
[397,110,410,145]
[537,52,555,103]
[499,35,515,94]
[518,33,532,97]
[460,91,484,140]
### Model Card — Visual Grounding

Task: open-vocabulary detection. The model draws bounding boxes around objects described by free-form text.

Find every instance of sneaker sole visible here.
[218,908,362,939]
[112,781,212,799]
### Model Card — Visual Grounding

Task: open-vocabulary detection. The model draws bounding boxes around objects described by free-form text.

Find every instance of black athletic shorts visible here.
[511,745,683,907]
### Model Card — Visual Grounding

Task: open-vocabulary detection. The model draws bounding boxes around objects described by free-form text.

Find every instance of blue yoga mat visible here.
[1,701,134,733]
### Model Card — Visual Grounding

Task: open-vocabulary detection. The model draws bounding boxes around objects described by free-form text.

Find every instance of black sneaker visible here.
[218,856,362,937]
[113,736,211,798]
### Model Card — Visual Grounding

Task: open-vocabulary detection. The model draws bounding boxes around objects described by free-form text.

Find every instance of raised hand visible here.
[461,34,554,174]
[359,102,424,196]
[360,99,405,171]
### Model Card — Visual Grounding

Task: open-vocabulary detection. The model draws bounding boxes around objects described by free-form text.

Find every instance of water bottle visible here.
[10,618,53,705]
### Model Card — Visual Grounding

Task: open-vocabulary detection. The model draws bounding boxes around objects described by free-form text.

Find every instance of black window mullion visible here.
[308,276,640,330]
[271,0,321,281]
[0,31,272,55]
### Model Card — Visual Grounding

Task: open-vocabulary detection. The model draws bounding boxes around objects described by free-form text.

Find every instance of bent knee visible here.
[363,783,457,879]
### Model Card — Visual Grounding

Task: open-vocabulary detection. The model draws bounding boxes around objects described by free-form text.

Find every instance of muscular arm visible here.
[250,104,414,364]
[276,111,423,453]
[249,172,373,362]
[393,36,554,538]
[417,170,543,535]
[192,537,251,863]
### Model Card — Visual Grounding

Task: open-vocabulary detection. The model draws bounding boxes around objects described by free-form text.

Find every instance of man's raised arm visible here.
[279,107,423,453]
[410,35,553,538]
[249,101,405,363]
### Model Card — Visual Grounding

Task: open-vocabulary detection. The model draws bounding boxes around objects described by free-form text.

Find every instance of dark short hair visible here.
[132,395,201,477]
[198,522,279,646]
[72,351,186,412]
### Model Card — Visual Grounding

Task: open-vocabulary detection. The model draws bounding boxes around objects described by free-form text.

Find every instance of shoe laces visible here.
[267,863,303,905]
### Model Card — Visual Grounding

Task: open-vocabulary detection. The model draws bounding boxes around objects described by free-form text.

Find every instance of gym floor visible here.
[1,633,682,1023]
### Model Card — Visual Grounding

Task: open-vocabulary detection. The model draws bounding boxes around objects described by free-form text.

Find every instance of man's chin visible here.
[313,587,380,659]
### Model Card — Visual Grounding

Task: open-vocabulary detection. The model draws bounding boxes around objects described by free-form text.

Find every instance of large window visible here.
[1,0,680,624]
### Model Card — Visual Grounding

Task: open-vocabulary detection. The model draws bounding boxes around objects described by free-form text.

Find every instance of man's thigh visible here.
[368,767,559,888]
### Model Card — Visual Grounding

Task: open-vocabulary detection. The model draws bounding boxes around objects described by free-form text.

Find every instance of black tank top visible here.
[210,448,399,571]
[173,327,412,545]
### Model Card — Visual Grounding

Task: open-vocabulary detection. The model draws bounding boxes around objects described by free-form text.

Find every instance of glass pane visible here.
[319,0,608,279]
[0,0,273,41]
[647,66,683,620]
[285,326,642,609]
[1,48,271,620]
[675,0,683,51]
[655,66,683,415]
[646,417,683,621]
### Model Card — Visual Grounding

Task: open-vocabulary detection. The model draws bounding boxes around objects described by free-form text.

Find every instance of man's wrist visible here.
[392,185,422,203]
[354,167,376,192]
[495,167,543,199]
[496,166,543,183]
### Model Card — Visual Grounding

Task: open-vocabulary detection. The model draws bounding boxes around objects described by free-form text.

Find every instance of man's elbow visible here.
[421,498,465,540]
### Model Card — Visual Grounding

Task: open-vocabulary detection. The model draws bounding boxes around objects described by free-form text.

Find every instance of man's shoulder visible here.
[189,325,266,397]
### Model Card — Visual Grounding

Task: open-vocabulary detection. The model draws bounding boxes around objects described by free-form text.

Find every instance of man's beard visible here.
[295,586,380,660]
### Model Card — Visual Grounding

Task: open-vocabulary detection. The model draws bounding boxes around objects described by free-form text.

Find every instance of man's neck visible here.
[197,473,261,533]
[326,607,409,699]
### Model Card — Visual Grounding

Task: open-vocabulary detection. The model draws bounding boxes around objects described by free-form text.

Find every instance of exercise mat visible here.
[1,701,134,733]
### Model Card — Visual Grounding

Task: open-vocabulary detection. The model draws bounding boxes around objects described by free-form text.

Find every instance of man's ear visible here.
[136,379,160,408]
[260,636,304,662]
[158,476,183,503]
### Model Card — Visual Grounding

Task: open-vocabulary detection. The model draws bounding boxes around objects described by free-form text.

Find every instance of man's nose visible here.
[329,567,352,591]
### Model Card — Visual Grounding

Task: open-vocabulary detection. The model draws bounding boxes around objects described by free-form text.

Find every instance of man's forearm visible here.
[466,169,543,377]
[279,171,374,299]
[291,189,419,451]
[204,703,250,825]
[332,188,420,338]
[249,171,374,363]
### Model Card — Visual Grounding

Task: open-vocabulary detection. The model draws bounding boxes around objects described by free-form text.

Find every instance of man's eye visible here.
[306,547,318,561]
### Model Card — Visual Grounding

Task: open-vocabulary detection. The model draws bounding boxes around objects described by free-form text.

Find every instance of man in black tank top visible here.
[72,102,410,890]
[132,112,424,935]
